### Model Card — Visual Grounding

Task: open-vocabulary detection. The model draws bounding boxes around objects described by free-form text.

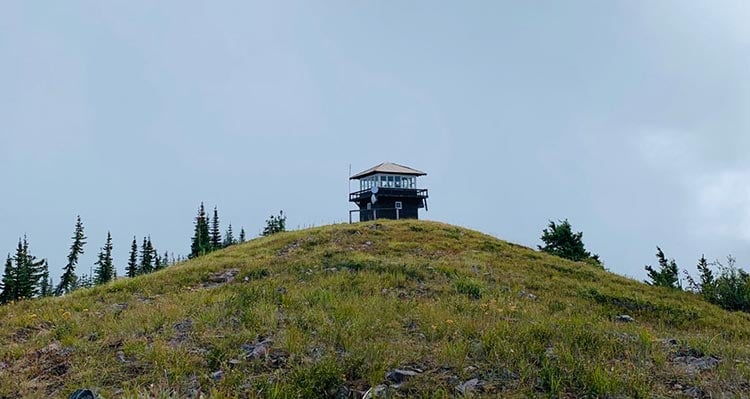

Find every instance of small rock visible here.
[68,389,96,399]
[385,368,420,383]
[683,386,708,398]
[228,359,242,367]
[242,338,274,359]
[456,378,481,395]
[206,269,240,285]
[615,315,635,323]
[674,356,720,373]
[362,384,391,399]
[210,370,224,381]
[518,290,538,300]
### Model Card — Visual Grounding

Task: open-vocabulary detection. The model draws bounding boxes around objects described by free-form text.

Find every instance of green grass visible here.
[1,220,750,397]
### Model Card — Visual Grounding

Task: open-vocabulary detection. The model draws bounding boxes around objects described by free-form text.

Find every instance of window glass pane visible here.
[387,175,394,187]
[395,176,401,187]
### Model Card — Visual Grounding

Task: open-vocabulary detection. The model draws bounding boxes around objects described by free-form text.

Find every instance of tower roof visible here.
[350,162,426,180]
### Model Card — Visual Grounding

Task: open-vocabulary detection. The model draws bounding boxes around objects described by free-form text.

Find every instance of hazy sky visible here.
[1,1,749,282]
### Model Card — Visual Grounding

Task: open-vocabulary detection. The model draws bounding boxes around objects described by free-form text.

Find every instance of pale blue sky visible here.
[1,1,749,281]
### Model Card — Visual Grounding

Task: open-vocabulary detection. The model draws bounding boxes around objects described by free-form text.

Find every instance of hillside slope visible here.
[1,220,749,398]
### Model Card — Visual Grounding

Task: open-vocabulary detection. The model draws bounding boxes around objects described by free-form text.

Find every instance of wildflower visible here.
[62,311,72,319]
[445,319,454,325]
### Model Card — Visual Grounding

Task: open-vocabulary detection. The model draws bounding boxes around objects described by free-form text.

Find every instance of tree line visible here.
[0,215,175,304]
[0,203,288,305]
[643,247,750,312]
[538,218,750,314]
[188,204,285,258]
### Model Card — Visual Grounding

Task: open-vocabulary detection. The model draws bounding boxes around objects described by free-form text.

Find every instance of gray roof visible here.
[350,162,426,179]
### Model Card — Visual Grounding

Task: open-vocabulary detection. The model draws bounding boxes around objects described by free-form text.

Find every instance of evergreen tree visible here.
[15,236,45,299]
[262,210,287,236]
[126,236,138,278]
[538,219,601,265]
[56,215,86,295]
[140,236,154,274]
[210,206,222,250]
[190,203,211,258]
[94,232,115,285]
[644,247,681,289]
[707,256,750,312]
[685,255,715,301]
[39,260,52,297]
[239,228,246,243]
[223,224,235,248]
[75,274,93,289]
[0,255,15,303]
[154,248,165,271]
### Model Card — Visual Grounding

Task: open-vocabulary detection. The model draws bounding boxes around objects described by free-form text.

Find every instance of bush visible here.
[454,277,483,299]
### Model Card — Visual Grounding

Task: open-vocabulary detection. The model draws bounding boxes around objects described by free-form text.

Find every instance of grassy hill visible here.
[1,220,750,398]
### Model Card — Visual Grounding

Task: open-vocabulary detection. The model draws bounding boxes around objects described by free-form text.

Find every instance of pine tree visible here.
[190,203,211,258]
[538,219,601,265]
[239,228,246,243]
[56,215,86,295]
[140,236,154,274]
[645,247,681,289]
[0,255,15,304]
[154,247,164,270]
[94,232,115,285]
[39,260,52,297]
[223,224,235,248]
[126,236,139,278]
[262,210,287,236]
[211,207,222,250]
[15,236,45,299]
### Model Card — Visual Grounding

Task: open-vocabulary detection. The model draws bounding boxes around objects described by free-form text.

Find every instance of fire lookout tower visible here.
[349,162,429,222]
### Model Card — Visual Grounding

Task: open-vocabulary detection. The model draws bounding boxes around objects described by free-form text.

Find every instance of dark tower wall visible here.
[349,187,428,222]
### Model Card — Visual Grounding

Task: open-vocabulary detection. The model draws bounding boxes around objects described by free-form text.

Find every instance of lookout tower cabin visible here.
[349,162,429,223]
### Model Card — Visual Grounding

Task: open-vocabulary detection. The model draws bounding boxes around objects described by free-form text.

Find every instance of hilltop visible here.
[1,220,749,398]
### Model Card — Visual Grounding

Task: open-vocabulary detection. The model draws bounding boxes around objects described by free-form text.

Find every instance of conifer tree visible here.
[140,236,154,274]
[94,232,115,285]
[56,215,86,295]
[239,228,246,243]
[154,249,163,271]
[126,236,138,278]
[538,219,601,265]
[39,260,52,297]
[0,255,15,304]
[190,203,211,258]
[15,236,45,299]
[262,210,287,236]
[644,247,681,289]
[223,224,235,248]
[211,206,222,250]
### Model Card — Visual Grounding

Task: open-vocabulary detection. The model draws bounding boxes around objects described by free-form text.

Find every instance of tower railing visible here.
[349,188,428,202]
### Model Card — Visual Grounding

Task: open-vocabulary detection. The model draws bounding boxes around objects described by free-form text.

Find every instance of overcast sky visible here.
[1,1,749,282]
